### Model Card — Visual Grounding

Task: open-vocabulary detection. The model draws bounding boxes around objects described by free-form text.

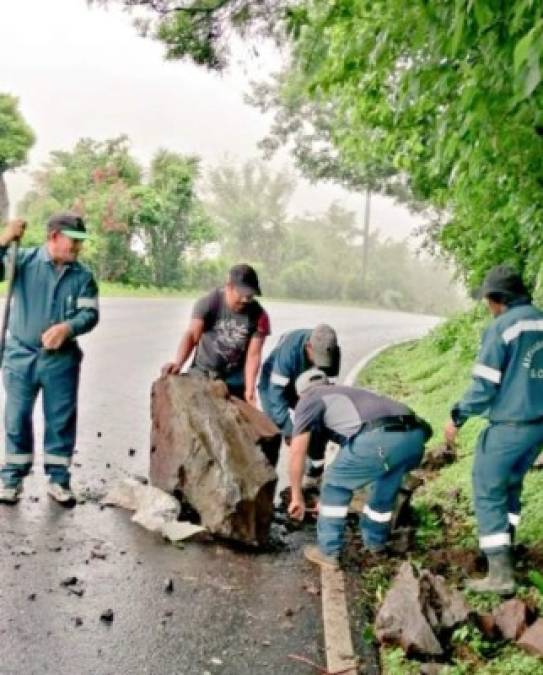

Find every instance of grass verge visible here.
[356,307,543,674]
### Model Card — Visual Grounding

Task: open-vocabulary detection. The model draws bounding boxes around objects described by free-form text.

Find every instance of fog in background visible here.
[1,0,423,239]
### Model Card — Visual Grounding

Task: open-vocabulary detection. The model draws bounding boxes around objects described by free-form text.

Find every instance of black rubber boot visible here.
[466,549,516,595]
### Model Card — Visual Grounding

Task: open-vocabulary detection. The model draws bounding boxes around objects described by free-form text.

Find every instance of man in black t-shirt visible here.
[162,264,270,403]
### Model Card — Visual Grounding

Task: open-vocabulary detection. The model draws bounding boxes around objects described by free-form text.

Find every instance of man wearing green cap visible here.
[0,212,99,506]
[445,265,543,594]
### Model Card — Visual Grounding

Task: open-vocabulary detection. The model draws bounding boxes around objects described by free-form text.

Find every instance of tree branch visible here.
[125,0,232,15]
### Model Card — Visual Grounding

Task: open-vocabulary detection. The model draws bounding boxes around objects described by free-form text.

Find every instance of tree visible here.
[90,0,290,69]
[0,94,35,221]
[248,74,408,201]
[202,159,293,271]
[130,150,214,287]
[19,138,215,287]
[248,73,416,288]
[281,1,543,289]
[18,136,142,280]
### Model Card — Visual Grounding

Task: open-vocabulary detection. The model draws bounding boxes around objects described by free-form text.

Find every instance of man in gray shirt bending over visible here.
[288,369,431,569]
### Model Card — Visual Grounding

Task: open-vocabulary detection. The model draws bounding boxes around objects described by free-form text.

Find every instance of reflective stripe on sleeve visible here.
[479,532,511,549]
[44,454,71,467]
[473,363,502,384]
[363,504,393,523]
[320,505,349,518]
[502,320,543,344]
[270,372,289,387]
[76,297,99,310]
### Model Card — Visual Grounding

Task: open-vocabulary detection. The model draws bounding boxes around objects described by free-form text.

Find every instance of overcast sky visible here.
[1,0,423,240]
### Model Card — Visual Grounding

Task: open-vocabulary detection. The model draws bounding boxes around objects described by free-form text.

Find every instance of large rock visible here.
[150,375,279,545]
[375,561,470,657]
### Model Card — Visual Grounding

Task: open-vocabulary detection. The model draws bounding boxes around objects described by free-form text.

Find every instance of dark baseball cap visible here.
[474,265,529,300]
[47,212,89,240]
[228,263,261,296]
[309,324,338,369]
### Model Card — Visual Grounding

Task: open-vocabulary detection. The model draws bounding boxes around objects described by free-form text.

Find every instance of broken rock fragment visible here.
[375,561,469,656]
[102,479,205,543]
[100,609,114,623]
[517,618,543,657]
[493,599,528,641]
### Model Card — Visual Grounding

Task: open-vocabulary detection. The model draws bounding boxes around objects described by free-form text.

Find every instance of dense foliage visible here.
[283,1,543,292]
[107,1,543,296]
[0,93,35,220]
[18,137,213,286]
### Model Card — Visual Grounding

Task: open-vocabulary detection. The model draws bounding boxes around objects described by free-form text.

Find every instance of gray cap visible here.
[475,265,529,300]
[295,368,329,397]
[309,324,338,369]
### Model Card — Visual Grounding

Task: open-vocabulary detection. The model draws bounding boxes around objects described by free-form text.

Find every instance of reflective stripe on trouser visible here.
[317,427,425,556]
[473,422,543,554]
[0,349,80,488]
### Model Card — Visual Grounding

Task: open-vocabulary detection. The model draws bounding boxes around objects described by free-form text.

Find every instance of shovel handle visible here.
[0,239,20,368]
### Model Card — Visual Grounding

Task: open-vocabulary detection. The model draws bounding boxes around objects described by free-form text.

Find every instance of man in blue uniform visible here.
[288,369,431,568]
[445,265,543,594]
[0,213,99,506]
[258,324,340,472]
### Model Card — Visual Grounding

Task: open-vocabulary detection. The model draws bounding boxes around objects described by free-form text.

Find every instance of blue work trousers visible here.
[0,349,81,488]
[473,421,543,555]
[317,428,425,556]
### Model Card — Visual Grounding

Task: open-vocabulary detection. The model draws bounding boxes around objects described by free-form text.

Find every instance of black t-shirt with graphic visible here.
[191,288,271,381]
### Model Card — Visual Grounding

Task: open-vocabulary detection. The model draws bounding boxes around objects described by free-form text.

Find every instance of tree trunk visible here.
[0,172,9,223]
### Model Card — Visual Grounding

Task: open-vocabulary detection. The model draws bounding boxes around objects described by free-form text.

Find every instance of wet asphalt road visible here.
[0,298,438,675]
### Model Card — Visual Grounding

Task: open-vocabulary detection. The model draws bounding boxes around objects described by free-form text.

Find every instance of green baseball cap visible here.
[47,212,89,240]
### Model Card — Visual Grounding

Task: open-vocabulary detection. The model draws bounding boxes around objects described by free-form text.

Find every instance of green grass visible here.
[357,308,543,674]
[0,279,443,312]
[97,282,198,298]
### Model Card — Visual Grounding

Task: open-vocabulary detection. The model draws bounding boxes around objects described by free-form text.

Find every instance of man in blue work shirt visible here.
[288,369,431,569]
[258,324,340,472]
[0,213,99,506]
[445,265,543,594]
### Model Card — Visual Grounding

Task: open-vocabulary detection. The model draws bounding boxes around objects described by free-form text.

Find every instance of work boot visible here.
[304,545,339,570]
[466,550,516,595]
[0,483,22,505]
[47,482,76,507]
